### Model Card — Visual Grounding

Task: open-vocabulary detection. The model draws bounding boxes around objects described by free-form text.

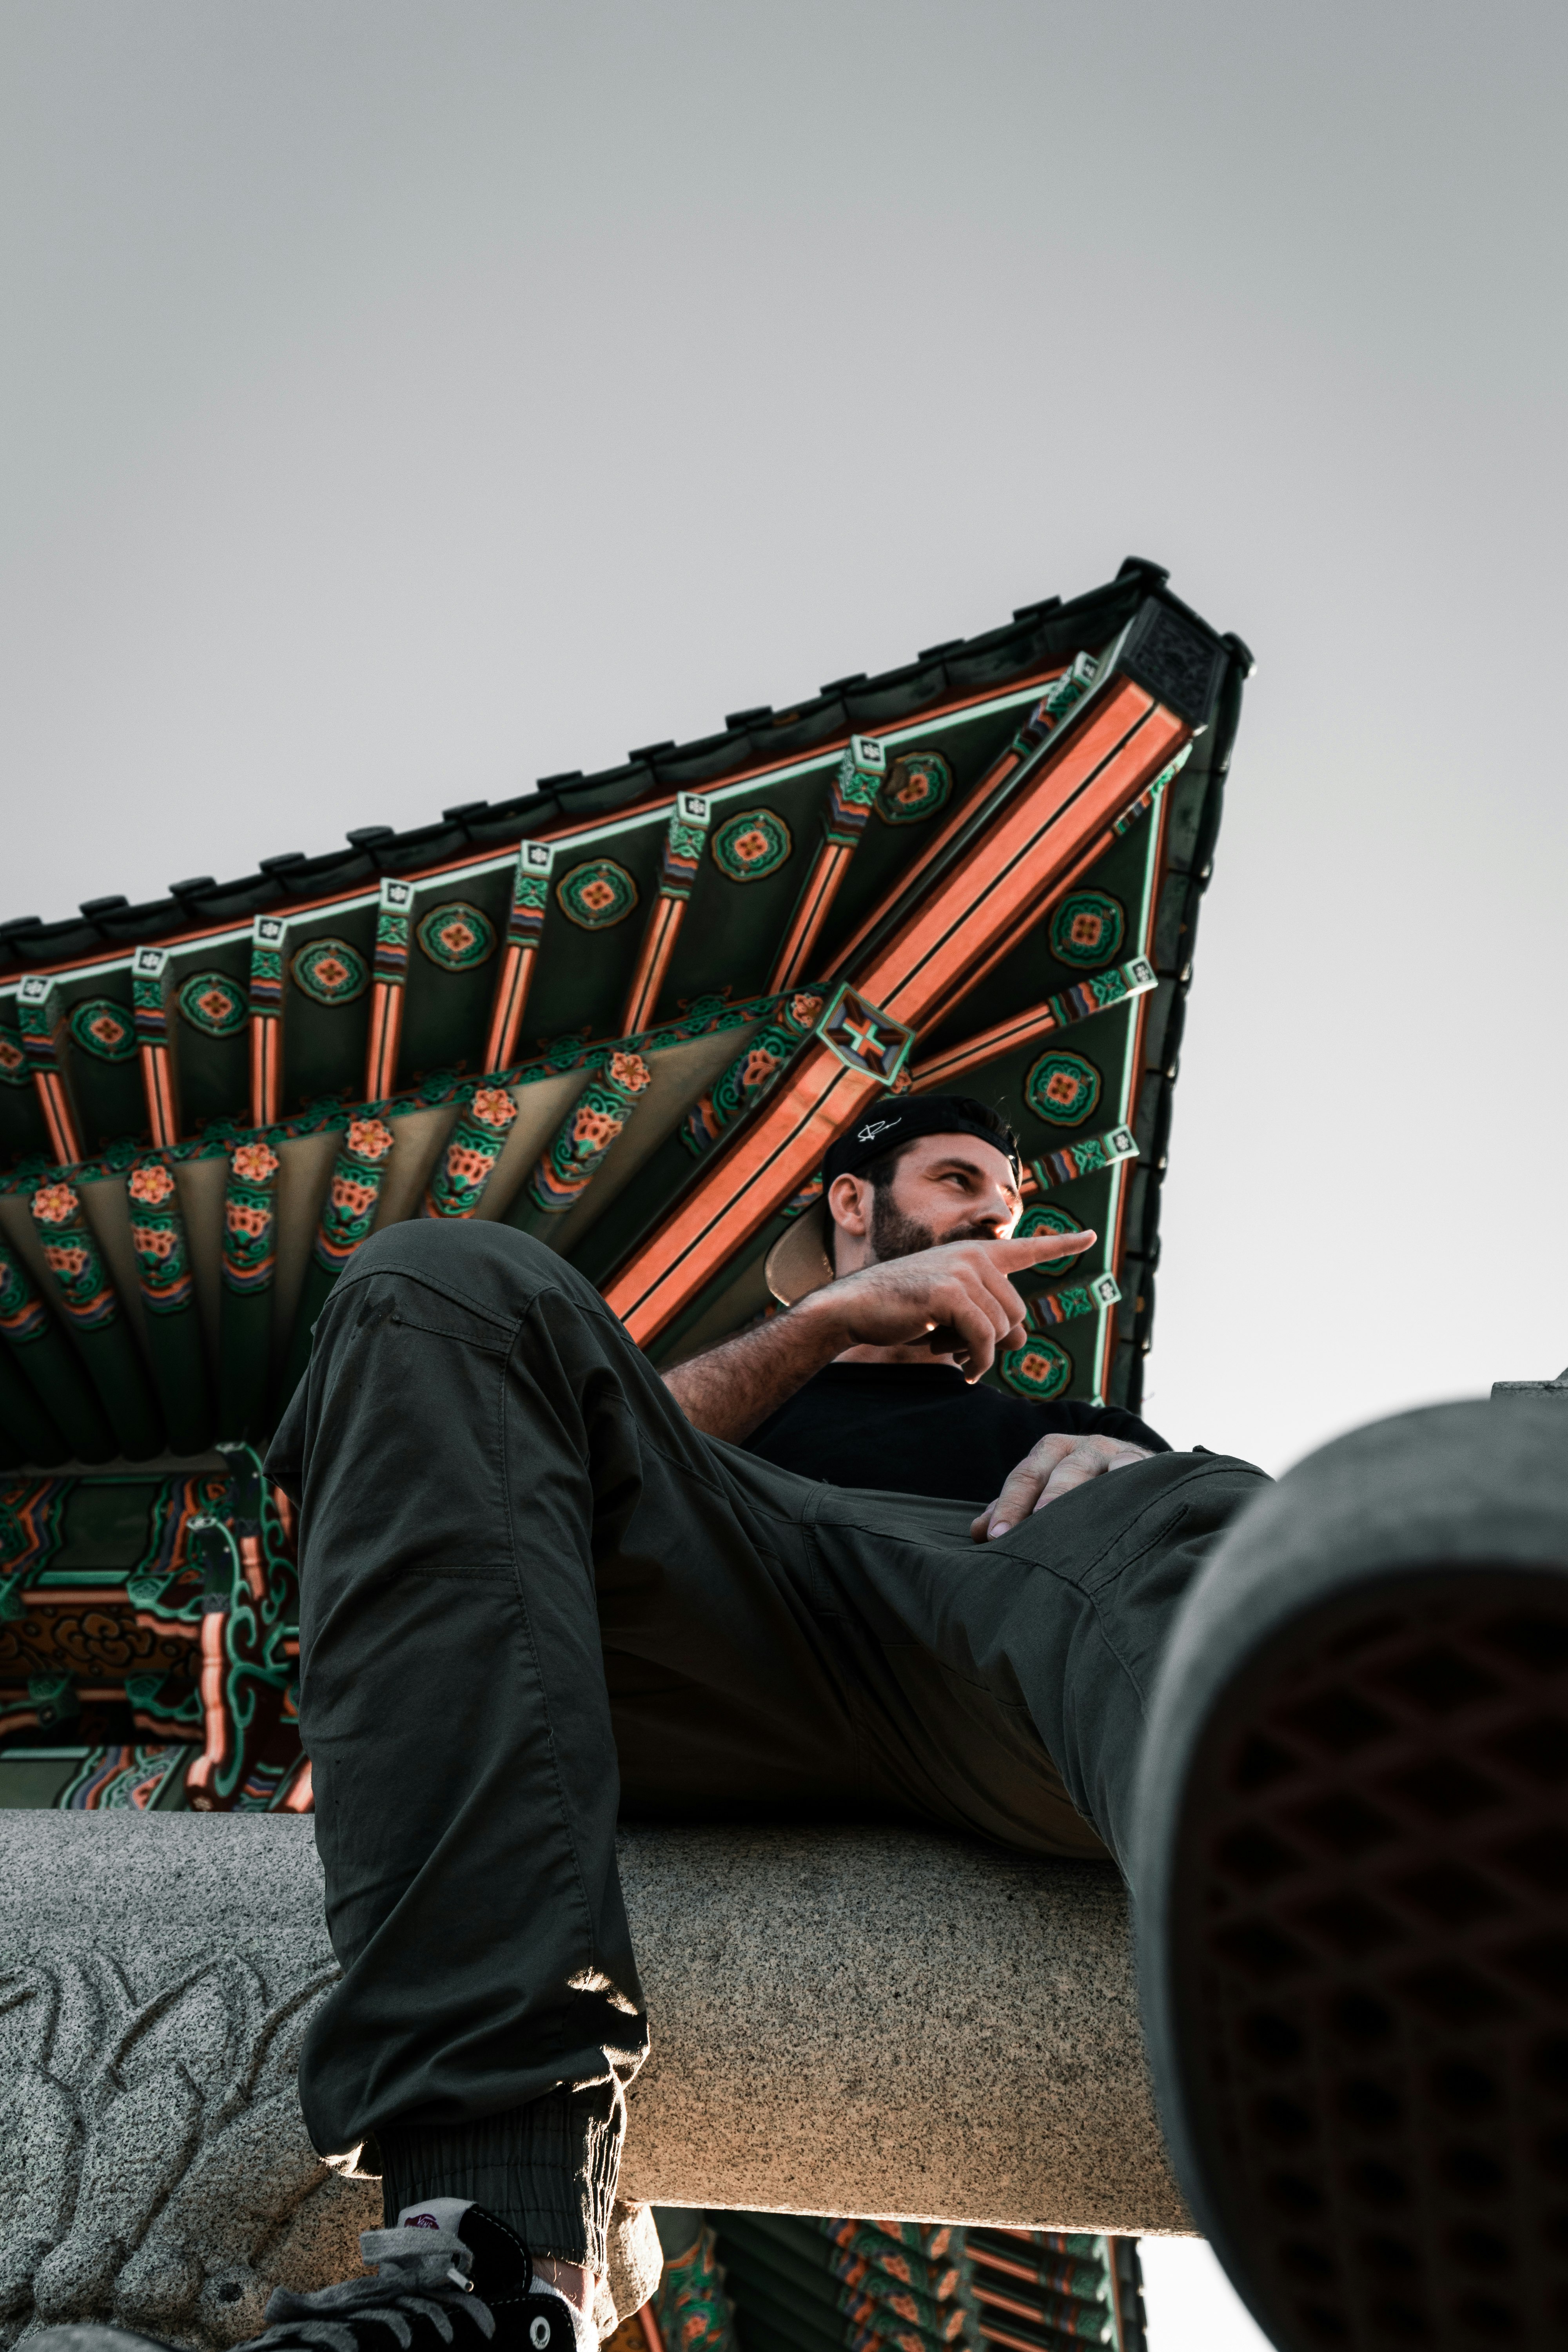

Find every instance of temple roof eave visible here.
[1,559,1240,979]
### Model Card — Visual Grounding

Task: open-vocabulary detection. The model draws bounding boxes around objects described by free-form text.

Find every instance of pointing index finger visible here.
[993,1230,1098,1262]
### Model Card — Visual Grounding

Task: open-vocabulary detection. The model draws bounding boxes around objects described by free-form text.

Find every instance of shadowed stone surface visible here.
[0,1815,1189,2348]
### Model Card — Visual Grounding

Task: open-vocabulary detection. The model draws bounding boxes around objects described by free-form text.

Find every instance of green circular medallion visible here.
[1049,890,1125,968]
[557,859,639,930]
[1016,1203,1087,1253]
[999,1338,1074,1402]
[711,809,793,882]
[877,751,953,825]
[178,971,248,1038]
[291,937,370,1005]
[1025,1050,1102,1127]
[69,998,137,1062]
[417,901,496,972]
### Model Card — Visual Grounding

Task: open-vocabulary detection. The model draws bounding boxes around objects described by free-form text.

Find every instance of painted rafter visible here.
[248,916,286,1127]
[909,957,1158,1093]
[483,840,555,1072]
[622,794,712,1035]
[131,947,181,1148]
[365,879,415,1100]
[16,977,83,1167]
[768,738,886,993]
[603,595,1224,1347]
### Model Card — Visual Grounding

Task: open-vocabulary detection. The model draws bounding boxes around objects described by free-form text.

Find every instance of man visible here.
[47,1102,1568,2352]
[664,1094,1161,1528]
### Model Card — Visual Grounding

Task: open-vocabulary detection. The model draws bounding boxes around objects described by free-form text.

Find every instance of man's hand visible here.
[813,1229,1095,1384]
[971,1432,1152,1541]
[663,1227,1094,1442]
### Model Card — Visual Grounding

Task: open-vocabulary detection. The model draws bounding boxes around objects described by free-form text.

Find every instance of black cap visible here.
[823,1095,1020,1188]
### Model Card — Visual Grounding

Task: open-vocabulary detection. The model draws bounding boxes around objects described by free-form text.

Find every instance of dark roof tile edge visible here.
[1,562,1207,977]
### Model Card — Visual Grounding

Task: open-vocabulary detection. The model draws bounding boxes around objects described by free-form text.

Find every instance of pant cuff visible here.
[379,2082,624,2271]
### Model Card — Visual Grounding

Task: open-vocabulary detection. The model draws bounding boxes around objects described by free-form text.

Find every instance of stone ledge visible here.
[0,1814,1189,2348]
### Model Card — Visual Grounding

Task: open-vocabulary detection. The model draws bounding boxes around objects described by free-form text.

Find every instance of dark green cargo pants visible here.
[267,1219,1267,2270]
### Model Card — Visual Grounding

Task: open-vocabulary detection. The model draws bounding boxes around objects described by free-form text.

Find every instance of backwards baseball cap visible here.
[822,1094,1020,1189]
[764,1094,1021,1307]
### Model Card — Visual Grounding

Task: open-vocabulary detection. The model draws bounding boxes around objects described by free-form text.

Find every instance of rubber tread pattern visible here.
[1181,1570,1568,2349]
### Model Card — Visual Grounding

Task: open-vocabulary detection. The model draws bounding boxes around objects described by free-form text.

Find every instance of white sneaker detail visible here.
[396,2196,477,2232]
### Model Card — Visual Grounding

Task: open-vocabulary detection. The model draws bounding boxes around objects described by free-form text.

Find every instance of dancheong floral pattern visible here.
[1016,1203,1087,1256]
[316,1116,397,1265]
[177,970,248,1038]
[682,992,823,1156]
[31,1183,118,1329]
[682,993,827,1157]
[424,1089,517,1219]
[557,859,639,930]
[877,750,953,825]
[67,997,136,1063]
[291,937,369,1005]
[416,901,496,972]
[1000,1337,1074,1401]
[711,809,793,882]
[0,1025,29,1085]
[223,1142,282,1292]
[127,1157,192,1313]
[1025,1050,1102,1128]
[1049,890,1125,968]
[530,1053,652,1213]
[0,1244,50,1342]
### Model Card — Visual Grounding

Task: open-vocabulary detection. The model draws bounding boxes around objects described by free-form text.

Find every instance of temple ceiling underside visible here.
[0,557,1249,1811]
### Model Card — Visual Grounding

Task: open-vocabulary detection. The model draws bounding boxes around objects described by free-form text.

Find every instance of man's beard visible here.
[867,1191,994,1263]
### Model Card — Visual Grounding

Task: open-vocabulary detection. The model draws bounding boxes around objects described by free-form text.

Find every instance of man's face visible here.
[862,1132,1022,1263]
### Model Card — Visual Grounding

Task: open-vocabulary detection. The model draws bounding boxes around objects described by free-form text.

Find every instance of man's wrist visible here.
[789,1282,851,1362]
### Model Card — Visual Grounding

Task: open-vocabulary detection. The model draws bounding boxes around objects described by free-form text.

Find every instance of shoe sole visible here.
[1161,1564,1568,2350]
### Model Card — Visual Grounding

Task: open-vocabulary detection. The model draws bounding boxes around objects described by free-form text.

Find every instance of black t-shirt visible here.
[743,1361,1169,1506]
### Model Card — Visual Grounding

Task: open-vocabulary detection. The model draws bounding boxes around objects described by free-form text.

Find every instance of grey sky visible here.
[4,5,1565,2340]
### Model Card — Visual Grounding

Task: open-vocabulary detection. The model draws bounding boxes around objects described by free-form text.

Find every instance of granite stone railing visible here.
[0,1814,1188,2349]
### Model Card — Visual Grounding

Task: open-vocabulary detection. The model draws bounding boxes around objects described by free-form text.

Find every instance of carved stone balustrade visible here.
[0,1814,1188,2349]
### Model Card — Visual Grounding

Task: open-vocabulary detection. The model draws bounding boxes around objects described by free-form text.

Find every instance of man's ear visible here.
[826,1172,871,1271]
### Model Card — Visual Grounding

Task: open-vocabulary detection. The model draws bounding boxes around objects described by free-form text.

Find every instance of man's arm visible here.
[663,1230,1093,1442]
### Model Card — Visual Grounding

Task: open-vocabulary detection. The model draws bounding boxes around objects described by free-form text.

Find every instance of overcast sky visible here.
[3,7,1564,2339]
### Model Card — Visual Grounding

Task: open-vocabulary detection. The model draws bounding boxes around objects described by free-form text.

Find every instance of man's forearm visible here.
[663,1295,843,1441]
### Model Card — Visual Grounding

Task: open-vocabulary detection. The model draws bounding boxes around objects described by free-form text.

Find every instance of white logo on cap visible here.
[530,2318,553,2348]
[855,1118,899,1145]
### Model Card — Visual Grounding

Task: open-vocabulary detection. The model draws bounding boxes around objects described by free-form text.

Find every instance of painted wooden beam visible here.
[279,1115,397,1399]
[603,986,912,1345]
[0,1240,106,1462]
[483,840,555,1073]
[506,1053,654,1241]
[131,946,182,1148]
[420,1087,519,1219]
[828,658,1099,979]
[29,1179,163,1459]
[217,1140,281,1439]
[851,679,1184,1030]
[16,977,83,1168]
[127,1154,211,1455]
[622,795,712,1036]
[248,917,287,1129]
[365,879,414,1100]
[768,738,885,993]
[603,613,1213,1348]
[1027,1126,1140,1194]
[910,958,1157,1093]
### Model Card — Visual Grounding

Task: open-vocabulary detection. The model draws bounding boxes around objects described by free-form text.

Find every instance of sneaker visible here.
[25,2202,588,2352]
[1134,1397,1568,2352]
